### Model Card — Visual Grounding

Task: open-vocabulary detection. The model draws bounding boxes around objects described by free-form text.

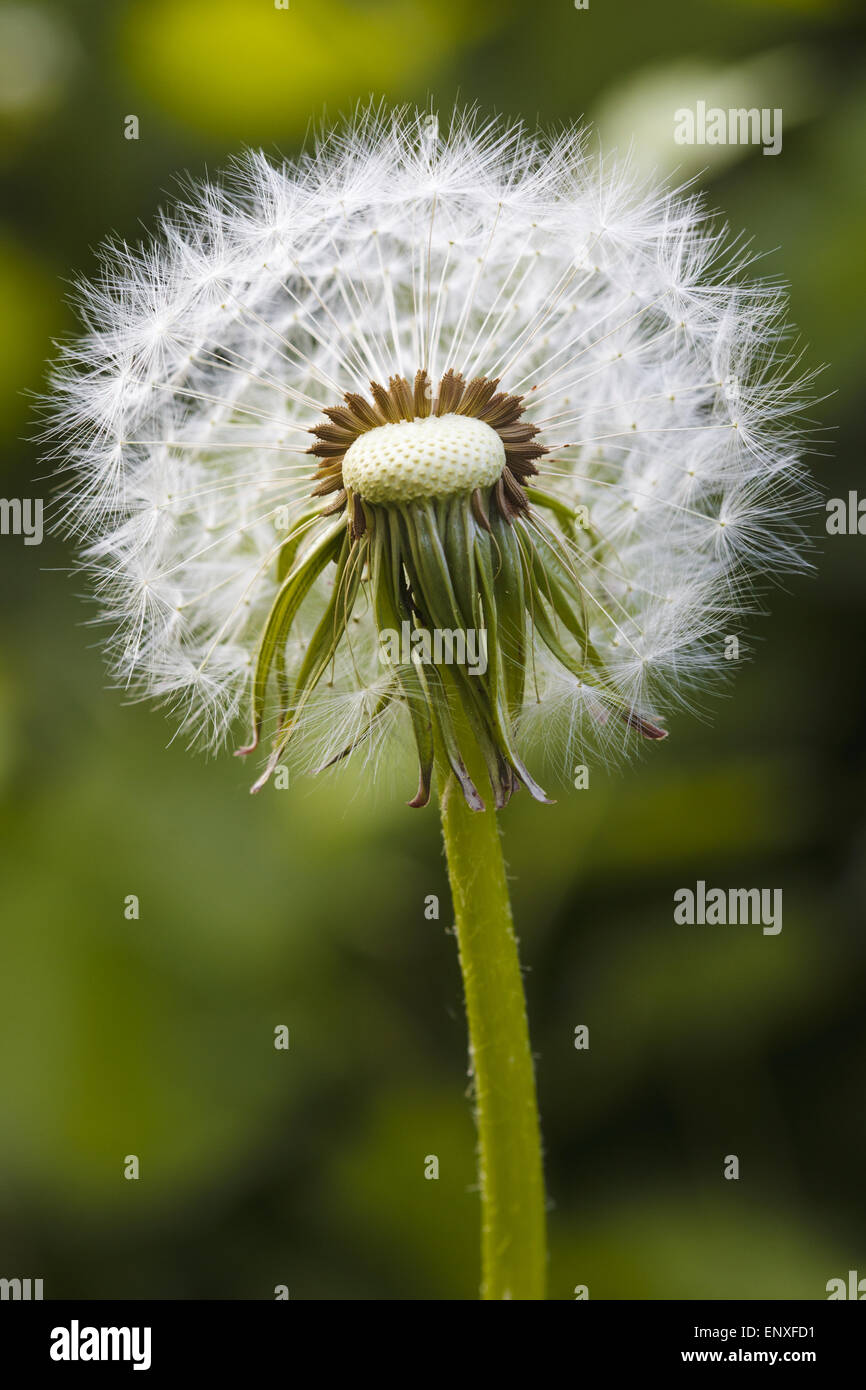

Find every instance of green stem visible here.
[438,738,547,1300]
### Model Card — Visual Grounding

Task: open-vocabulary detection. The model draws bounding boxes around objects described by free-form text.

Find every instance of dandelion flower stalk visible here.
[46,105,810,1300]
[437,704,546,1299]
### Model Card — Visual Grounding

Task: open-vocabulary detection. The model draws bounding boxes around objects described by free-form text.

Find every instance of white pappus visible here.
[44,104,812,807]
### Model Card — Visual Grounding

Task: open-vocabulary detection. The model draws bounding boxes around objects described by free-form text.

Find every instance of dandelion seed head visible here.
[44,104,812,805]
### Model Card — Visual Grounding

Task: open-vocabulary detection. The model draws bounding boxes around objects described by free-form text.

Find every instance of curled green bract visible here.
[241,466,665,808]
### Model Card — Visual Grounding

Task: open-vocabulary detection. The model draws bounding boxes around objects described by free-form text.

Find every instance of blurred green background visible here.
[0,0,864,1300]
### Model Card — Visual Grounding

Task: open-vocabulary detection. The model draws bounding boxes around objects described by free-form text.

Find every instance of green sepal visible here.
[240,517,344,755]
[277,510,322,583]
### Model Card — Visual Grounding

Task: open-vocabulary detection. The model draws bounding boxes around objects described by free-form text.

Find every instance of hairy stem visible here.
[437,734,547,1300]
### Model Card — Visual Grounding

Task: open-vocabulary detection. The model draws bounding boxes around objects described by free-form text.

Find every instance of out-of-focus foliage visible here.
[0,3,77,145]
[123,0,506,141]
[0,237,63,430]
[0,0,863,1298]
